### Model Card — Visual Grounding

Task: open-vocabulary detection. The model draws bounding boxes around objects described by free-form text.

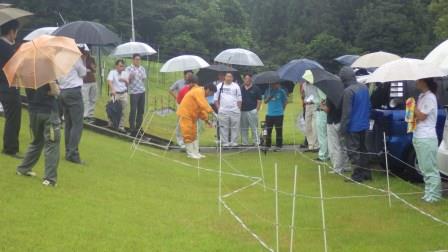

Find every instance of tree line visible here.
[9,0,448,72]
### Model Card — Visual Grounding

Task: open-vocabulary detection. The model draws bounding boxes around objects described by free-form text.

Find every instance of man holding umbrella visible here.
[214,72,242,147]
[339,66,372,183]
[0,20,21,158]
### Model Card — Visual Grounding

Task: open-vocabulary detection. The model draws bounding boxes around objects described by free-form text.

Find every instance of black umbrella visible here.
[52,21,121,45]
[197,64,241,85]
[277,59,323,83]
[334,55,359,66]
[106,98,122,130]
[253,71,294,94]
[305,68,345,106]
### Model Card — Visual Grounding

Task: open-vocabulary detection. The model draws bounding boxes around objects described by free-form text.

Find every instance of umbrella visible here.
[111,41,157,57]
[352,51,400,68]
[3,35,82,89]
[302,68,345,106]
[52,21,121,45]
[23,27,58,41]
[367,58,446,83]
[160,55,209,73]
[197,64,239,85]
[424,40,448,72]
[253,71,294,93]
[106,97,122,130]
[214,48,264,66]
[0,7,33,26]
[335,55,359,66]
[277,58,324,83]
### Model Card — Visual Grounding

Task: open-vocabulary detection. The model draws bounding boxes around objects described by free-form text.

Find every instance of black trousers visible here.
[129,92,145,133]
[265,115,283,148]
[0,92,21,154]
[345,131,371,179]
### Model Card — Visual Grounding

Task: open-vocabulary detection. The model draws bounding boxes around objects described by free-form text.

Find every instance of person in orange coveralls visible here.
[177,76,217,159]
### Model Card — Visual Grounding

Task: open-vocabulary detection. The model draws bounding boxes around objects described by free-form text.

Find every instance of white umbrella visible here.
[160,55,209,73]
[352,51,401,68]
[214,48,264,66]
[424,40,448,72]
[111,41,157,57]
[23,27,58,41]
[367,58,446,83]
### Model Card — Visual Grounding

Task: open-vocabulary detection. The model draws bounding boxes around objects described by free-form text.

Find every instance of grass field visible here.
[1,111,448,251]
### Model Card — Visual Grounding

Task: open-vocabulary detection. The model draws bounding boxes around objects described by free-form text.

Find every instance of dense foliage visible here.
[9,0,447,71]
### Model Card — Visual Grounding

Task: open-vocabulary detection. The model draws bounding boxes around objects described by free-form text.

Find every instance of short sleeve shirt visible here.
[107,69,128,93]
[265,88,287,116]
[126,65,147,94]
[414,91,438,139]
[241,84,262,112]
[214,82,242,113]
[170,79,186,94]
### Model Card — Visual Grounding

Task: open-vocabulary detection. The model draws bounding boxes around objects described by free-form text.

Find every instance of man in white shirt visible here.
[107,59,129,133]
[214,72,242,147]
[58,57,87,164]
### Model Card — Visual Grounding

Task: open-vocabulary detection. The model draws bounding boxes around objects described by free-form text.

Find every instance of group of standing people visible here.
[107,54,148,136]
[170,71,288,157]
[300,66,442,203]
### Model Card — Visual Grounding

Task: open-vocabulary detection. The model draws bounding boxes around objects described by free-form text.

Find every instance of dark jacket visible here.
[339,67,371,133]
[0,39,18,95]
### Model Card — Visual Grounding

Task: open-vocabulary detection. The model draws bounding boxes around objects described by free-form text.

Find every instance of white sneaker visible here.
[186,143,201,159]
[222,143,230,148]
[230,143,239,147]
[197,153,206,158]
[187,153,201,160]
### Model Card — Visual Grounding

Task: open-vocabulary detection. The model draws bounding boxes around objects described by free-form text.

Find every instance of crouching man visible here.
[177,77,217,159]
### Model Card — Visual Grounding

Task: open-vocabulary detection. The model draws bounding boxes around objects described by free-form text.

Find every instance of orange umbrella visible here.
[3,35,82,89]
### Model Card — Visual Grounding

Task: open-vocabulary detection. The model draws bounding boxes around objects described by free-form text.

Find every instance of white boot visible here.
[193,140,206,158]
[186,143,201,159]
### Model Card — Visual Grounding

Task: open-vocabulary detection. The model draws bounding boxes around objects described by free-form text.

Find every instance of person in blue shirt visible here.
[340,66,372,183]
[264,83,288,151]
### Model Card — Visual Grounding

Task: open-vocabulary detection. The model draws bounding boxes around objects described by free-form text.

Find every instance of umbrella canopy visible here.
[197,64,240,85]
[3,35,82,89]
[424,40,448,72]
[303,68,345,106]
[23,27,58,41]
[367,58,446,83]
[0,7,33,26]
[106,98,123,130]
[277,58,324,83]
[253,71,294,93]
[335,55,359,66]
[352,51,400,68]
[160,55,209,73]
[111,41,157,57]
[214,48,264,66]
[52,21,121,45]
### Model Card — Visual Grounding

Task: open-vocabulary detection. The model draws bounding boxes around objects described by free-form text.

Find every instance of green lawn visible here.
[1,112,448,251]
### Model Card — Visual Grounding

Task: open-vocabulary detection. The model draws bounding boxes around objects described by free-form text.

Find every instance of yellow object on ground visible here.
[177,86,213,143]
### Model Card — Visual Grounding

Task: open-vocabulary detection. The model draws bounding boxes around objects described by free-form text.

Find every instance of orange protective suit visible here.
[176,86,213,143]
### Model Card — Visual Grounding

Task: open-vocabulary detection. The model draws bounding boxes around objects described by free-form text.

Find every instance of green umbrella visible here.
[0,7,33,26]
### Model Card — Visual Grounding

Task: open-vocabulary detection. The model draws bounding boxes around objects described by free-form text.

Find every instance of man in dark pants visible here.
[339,66,372,183]
[126,54,147,137]
[264,83,288,151]
[0,20,21,158]
[58,58,86,164]
[17,82,60,186]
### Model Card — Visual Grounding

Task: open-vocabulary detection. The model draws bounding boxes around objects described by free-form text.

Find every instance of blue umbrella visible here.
[277,59,324,83]
[335,55,359,66]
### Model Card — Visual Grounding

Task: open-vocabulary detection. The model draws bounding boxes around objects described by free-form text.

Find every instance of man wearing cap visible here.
[81,44,97,123]
[0,20,22,159]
